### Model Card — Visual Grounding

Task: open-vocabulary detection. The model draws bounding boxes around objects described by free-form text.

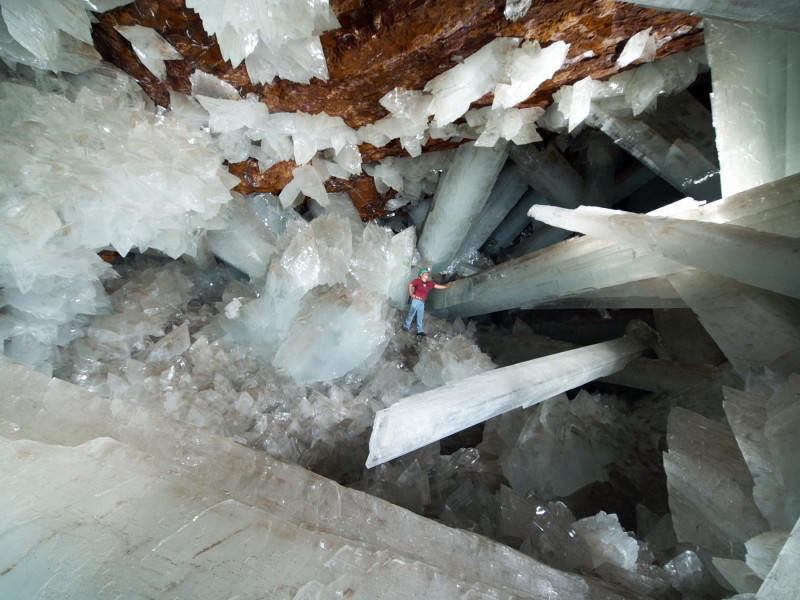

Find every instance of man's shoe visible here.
[417,331,426,337]
[402,326,410,331]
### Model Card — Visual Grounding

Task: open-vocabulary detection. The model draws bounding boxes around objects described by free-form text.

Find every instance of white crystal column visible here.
[417,141,508,272]
[610,0,800,33]
[706,20,800,197]
[483,188,547,255]
[366,322,655,467]
[508,142,585,208]
[668,271,800,378]
[587,92,720,200]
[450,163,529,266]
[429,173,800,319]
[529,204,800,299]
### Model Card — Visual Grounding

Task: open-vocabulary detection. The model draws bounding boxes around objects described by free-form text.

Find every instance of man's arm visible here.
[434,282,451,289]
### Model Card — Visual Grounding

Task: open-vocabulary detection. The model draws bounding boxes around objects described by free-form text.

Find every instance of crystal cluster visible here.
[0,67,236,374]
[185,0,340,84]
[542,46,706,132]
[0,0,111,74]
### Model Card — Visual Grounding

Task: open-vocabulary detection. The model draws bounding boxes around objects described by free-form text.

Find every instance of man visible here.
[403,268,451,336]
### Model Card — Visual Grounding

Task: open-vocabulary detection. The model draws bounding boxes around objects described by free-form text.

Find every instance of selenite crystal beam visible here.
[451,163,529,266]
[706,20,800,197]
[366,322,656,467]
[483,188,547,256]
[587,100,720,200]
[528,204,800,299]
[429,173,800,319]
[610,0,800,33]
[416,141,508,272]
[531,277,685,310]
[667,271,800,378]
[508,142,585,209]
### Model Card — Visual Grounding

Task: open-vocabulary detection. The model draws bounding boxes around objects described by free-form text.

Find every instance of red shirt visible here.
[411,278,436,301]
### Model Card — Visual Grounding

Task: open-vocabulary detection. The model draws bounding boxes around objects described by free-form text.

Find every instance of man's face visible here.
[421,272,429,281]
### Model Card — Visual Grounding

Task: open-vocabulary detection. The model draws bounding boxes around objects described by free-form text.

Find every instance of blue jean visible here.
[404,299,425,332]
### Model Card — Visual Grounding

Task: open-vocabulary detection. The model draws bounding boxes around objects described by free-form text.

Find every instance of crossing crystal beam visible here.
[366,321,656,468]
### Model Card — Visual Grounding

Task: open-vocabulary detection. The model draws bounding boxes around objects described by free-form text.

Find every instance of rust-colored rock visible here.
[90,0,703,216]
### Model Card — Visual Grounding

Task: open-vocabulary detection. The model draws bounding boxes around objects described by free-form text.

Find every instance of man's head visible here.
[419,268,430,280]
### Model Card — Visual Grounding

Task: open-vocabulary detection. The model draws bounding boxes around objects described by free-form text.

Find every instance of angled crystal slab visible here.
[508,141,585,209]
[706,20,800,197]
[417,141,508,272]
[664,407,770,560]
[668,271,800,378]
[366,322,655,467]
[0,357,634,600]
[757,515,800,599]
[528,204,800,299]
[450,163,529,267]
[610,0,800,33]
[587,93,720,200]
[429,173,800,319]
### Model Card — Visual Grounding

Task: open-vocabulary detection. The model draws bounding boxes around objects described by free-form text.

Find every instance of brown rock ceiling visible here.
[91,0,702,220]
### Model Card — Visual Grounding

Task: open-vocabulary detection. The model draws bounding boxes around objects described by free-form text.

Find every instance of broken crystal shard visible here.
[572,511,639,571]
[746,530,790,580]
[366,323,654,467]
[145,322,190,364]
[616,28,656,68]
[664,407,769,560]
[114,25,183,81]
[723,382,799,531]
[504,0,533,21]
[757,515,800,599]
[710,558,762,594]
[417,141,508,272]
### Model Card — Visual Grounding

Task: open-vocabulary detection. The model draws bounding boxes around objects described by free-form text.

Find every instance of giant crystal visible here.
[429,173,800,319]
[366,321,656,467]
[528,204,800,299]
[417,141,508,272]
[664,407,769,560]
[0,356,635,600]
[705,19,800,197]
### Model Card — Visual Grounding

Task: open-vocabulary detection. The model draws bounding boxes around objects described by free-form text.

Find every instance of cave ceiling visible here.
[91,0,703,220]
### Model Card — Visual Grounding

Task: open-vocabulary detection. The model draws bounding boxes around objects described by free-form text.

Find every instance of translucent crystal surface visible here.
[185,0,339,84]
[0,356,630,600]
[706,20,800,197]
[616,28,656,68]
[115,25,182,80]
[367,325,653,467]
